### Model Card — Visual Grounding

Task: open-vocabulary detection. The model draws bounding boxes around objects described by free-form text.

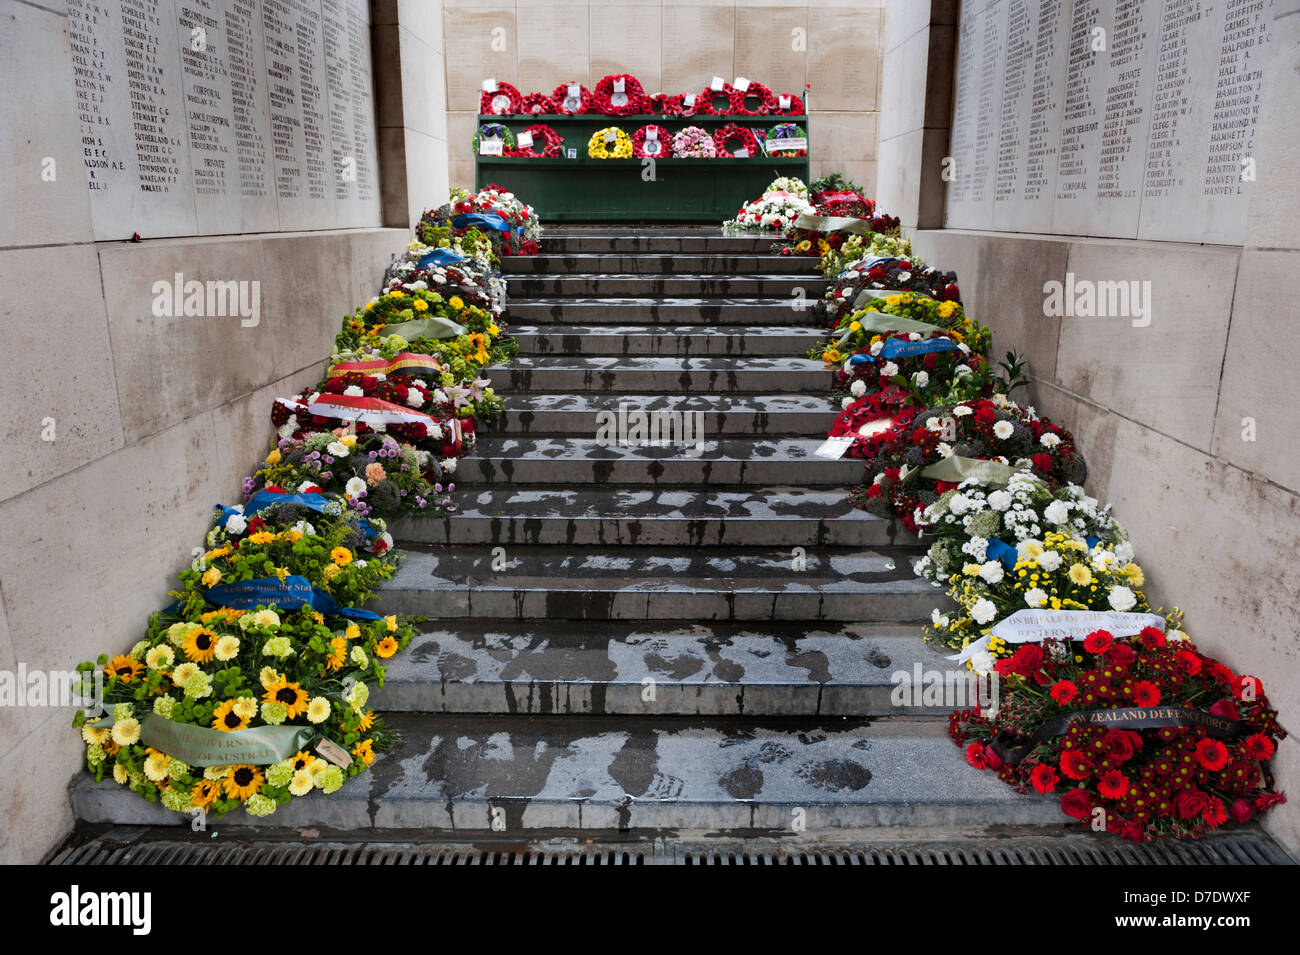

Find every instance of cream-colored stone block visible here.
[883,0,939,52]
[875,127,922,227]
[1029,382,1118,503]
[0,591,43,766]
[0,2,93,248]
[1243,9,1300,251]
[1211,250,1300,493]
[397,29,439,139]
[807,3,883,111]
[397,0,446,49]
[447,110,481,172]
[661,5,736,92]
[813,110,878,164]
[260,232,355,375]
[425,42,451,143]
[0,713,82,863]
[590,5,664,94]
[450,158,477,193]
[97,239,279,444]
[349,228,413,306]
[379,126,412,227]
[0,245,123,502]
[518,1,589,93]
[213,369,327,487]
[877,24,928,143]
[404,130,452,228]
[443,6,518,112]
[1053,241,1238,451]
[374,23,406,129]
[734,7,808,99]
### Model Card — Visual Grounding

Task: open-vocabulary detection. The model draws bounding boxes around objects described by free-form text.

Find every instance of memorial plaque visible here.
[65,0,381,239]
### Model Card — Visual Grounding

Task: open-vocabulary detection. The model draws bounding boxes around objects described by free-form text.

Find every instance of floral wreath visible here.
[632,124,672,158]
[479,81,523,115]
[588,126,633,159]
[551,81,594,114]
[509,123,564,158]
[519,92,556,115]
[695,83,739,115]
[592,73,649,116]
[672,125,717,158]
[765,123,808,157]
[472,123,514,155]
[771,92,806,115]
[713,123,760,158]
[650,93,686,117]
[730,81,776,115]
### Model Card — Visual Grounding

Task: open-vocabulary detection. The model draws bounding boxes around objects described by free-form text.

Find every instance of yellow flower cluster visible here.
[588,127,633,159]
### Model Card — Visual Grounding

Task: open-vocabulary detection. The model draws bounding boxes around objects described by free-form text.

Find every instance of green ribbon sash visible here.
[793,213,876,235]
[381,316,466,341]
[920,455,1023,486]
[92,713,316,766]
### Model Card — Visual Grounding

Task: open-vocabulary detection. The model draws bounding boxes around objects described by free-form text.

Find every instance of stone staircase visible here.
[69,226,1063,835]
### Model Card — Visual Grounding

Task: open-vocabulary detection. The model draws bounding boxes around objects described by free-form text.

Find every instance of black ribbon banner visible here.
[988,705,1250,765]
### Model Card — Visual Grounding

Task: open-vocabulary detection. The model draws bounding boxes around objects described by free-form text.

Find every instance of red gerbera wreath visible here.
[592,73,649,116]
[518,92,556,115]
[509,123,564,158]
[479,81,523,115]
[551,81,593,114]
[771,92,806,115]
[632,124,671,158]
[713,122,760,158]
[729,80,776,115]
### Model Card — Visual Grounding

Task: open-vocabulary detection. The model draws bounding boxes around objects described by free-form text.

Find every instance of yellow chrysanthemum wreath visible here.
[588,126,633,159]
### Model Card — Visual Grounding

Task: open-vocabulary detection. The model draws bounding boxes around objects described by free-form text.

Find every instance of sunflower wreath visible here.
[479,81,522,115]
[632,124,672,158]
[551,81,594,114]
[671,125,717,158]
[592,73,649,116]
[519,92,556,115]
[765,123,808,157]
[472,123,514,156]
[730,80,776,115]
[509,123,564,158]
[588,126,633,159]
[771,92,806,115]
[695,82,738,115]
[713,123,760,158]
[650,93,686,117]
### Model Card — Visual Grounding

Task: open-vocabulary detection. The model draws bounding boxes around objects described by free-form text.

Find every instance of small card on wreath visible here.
[479,139,504,156]
[711,76,725,91]
[604,130,617,144]
[734,76,751,91]
[779,94,792,109]
[684,93,697,107]
[482,78,497,93]
[815,435,856,459]
[613,77,625,93]
[315,736,353,769]
[733,148,749,158]
[517,131,534,148]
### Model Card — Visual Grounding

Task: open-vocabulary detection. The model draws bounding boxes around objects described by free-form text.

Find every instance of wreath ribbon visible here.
[88,713,318,767]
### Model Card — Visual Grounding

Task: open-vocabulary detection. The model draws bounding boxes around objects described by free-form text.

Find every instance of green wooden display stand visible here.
[472,112,811,223]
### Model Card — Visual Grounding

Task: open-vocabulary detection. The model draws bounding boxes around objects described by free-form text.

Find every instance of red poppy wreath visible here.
[551,81,593,114]
[729,80,776,115]
[694,83,738,115]
[518,92,556,115]
[509,123,564,158]
[479,81,523,115]
[592,73,649,116]
[650,93,686,117]
[771,92,806,115]
[632,124,671,158]
[713,123,760,158]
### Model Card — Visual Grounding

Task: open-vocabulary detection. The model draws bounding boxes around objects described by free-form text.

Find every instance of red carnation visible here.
[1243,733,1275,760]
[1030,763,1060,794]
[1130,680,1161,706]
[1032,452,1054,473]
[1060,787,1093,819]
[1082,630,1114,654]
[973,403,996,424]
[964,742,988,769]
[1139,626,1166,649]
[1195,738,1230,771]
[1203,797,1228,828]
[1175,789,1209,820]
[1233,675,1261,701]
[1098,770,1130,799]
[1051,680,1078,705]
[1229,798,1255,824]
[1060,749,1094,780]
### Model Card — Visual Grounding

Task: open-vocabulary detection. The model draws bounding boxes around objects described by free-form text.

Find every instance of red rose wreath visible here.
[509,123,564,158]
[713,123,760,157]
[592,73,649,116]
[479,81,523,115]
[551,82,594,114]
[729,80,776,115]
[518,92,556,115]
[632,124,671,158]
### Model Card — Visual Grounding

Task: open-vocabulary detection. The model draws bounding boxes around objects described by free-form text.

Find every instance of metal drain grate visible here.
[49,829,1294,865]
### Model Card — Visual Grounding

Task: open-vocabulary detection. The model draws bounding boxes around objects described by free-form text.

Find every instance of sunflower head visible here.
[223,765,265,801]
[182,627,219,664]
[107,654,142,684]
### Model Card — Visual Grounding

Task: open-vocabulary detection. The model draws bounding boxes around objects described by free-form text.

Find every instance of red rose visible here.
[1175,789,1209,820]
[1208,698,1240,720]
[1102,729,1138,763]
[1195,738,1229,771]
[1030,763,1060,794]
[1082,630,1114,654]
[1229,798,1255,824]
[1117,820,1146,843]
[1105,643,1136,668]
[1243,733,1275,760]
[1060,749,1094,780]
[1130,680,1161,706]
[1060,787,1093,819]
[1098,770,1130,799]
[1051,680,1078,705]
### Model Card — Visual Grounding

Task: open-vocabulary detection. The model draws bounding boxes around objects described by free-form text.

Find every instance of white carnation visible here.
[880,361,899,377]
[1024,587,1048,608]
[971,599,997,625]
[440,457,457,474]
[327,441,350,457]
[987,490,1012,511]
[345,477,367,498]
[979,560,1004,584]
[850,379,867,397]
[343,385,365,397]
[224,513,247,534]
[1044,500,1071,525]
[1108,586,1137,612]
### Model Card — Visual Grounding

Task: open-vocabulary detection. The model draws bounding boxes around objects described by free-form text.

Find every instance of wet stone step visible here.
[500,254,822,276]
[505,297,815,325]
[485,356,836,394]
[495,393,834,437]
[508,324,826,357]
[70,715,1061,831]
[453,437,865,486]
[511,274,823,297]
[391,484,891,547]
[541,234,781,254]
[371,621,958,717]
[373,543,939,622]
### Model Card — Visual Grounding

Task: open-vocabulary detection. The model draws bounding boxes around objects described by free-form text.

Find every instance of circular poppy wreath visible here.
[650,93,686,117]
[713,123,760,158]
[509,123,564,158]
[519,92,556,115]
[551,82,594,114]
[588,126,633,159]
[765,123,808,157]
[729,81,776,116]
[592,73,649,116]
[479,82,523,115]
[694,84,738,115]
[771,92,806,115]
[472,122,515,155]
[632,124,672,159]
